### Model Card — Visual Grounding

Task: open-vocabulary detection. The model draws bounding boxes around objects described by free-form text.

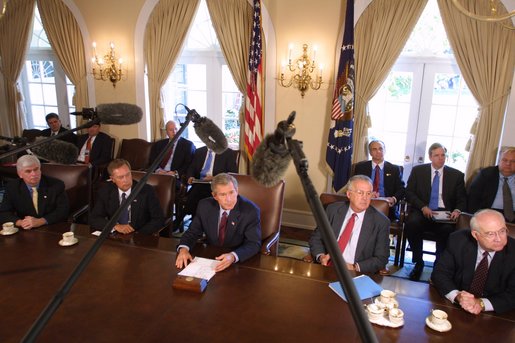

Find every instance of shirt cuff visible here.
[482,298,494,312]
[231,251,239,263]
[446,289,460,303]
[177,244,190,252]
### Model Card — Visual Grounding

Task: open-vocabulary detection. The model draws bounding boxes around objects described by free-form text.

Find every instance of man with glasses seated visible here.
[308,175,390,274]
[432,209,515,314]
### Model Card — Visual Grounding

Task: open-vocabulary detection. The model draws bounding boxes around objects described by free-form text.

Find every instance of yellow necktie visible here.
[32,187,38,214]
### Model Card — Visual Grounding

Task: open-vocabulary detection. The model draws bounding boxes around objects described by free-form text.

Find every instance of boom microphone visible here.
[71,103,143,125]
[251,111,296,187]
[0,135,27,146]
[29,137,79,164]
[183,105,228,154]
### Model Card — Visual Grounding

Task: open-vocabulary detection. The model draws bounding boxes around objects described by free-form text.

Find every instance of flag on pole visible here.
[326,0,355,192]
[244,0,264,160]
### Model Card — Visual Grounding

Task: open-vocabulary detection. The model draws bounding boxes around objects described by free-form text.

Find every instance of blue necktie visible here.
[118,192,129,224]
[200,150,213,179]
[429,171,440,210]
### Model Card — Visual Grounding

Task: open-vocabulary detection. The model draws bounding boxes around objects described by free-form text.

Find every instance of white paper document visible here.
[178,257,220,281]
[432,211,451,221]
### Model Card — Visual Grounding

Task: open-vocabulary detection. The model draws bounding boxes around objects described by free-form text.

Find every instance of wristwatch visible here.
[479,298,485,311]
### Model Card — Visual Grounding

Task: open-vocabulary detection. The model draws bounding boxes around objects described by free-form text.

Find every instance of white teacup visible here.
[388,308,404,324]
[366,303,384,321]
[430,309,448,326]
[2,222,15,233]
[380,290,396,304]
[62,232,75,244]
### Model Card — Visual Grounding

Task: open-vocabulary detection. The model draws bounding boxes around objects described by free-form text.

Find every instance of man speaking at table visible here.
[175,173,261,272]
[432,209,515,314]
[308,175,390,273]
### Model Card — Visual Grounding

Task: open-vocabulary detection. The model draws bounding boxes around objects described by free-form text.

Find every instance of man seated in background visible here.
[175,173,261,272]
[149,120,195,187]
[0,155,69,229]
[309,175,390,274]
[468,147,514,223]
[89,159,164,235]
[174,146,238,231]
[352,139,405,219]
[41,112,77,145]
[432,209,515,314]
[76,123,113,167]
[405,142,467,280]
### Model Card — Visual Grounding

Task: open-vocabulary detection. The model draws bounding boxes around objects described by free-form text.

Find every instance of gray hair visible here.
[347,174,373,190]
[16,155,41,171]
[211,173,238,193]
[470,209,505,232]
[368,139,385,153]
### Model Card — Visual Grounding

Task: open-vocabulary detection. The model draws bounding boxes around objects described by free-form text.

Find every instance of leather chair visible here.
[131,171,175,236]
[0,163,92,223]
[317,193,401,269]
[22,129,43,143]
[230,173,285,256]
[118,139,153,171]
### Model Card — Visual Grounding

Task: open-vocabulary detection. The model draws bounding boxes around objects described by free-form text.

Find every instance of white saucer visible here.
[59,237,79,247]
[425,317,452,332]
[0,227,19,235]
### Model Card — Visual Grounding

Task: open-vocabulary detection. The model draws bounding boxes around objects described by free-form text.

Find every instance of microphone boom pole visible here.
[285,136,378,342]
[21,113,195,342]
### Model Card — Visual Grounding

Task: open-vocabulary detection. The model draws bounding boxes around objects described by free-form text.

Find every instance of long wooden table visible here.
[1,224,514,342]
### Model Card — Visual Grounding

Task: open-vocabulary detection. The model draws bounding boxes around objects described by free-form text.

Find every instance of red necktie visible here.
[373,165,380,193]
[218,211,228,245]
[337,213,357,253]
[469,251,489,297]
[84,137,92,164]
[159,144,174,169]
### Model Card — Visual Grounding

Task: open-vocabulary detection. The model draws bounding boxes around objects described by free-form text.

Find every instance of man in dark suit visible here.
[89,159,165,235]
[0,155,69,229]
[149,120,195,184]
[175,173,261,272]
[353,139,405,218]
[468,147,514,223]
[76,123,113,167]
[40,113,77,145]
[432,209,515,314]
[405,142,467,280]
[309,175,390,274]
[175,146,238,230]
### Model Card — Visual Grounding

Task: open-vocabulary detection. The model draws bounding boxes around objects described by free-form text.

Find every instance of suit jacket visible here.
[186,146,238,179]
[41,126,77,145]
[406,164,467,212]
[0,176,69,224]
[89,180,165,235]
[76,132,113,166]
[309,202,390,273]
[179,195,261,262]
[353,160,405,200]
[431,229,515,314]
[468,166,501,213]
[149,137,195,177]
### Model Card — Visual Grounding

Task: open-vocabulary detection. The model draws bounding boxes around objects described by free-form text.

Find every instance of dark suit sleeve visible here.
[388,163,406,201]
[450,169,467,212]
[178,198,212,249]
[431,231,467,297]
[309,202,342,259]
[89,185,113,230]
[232,200,261,262]
[406,166,427,210]
[0,181,27,224]
[356,210,390,273]
[468,167,497,213]
[178,140,196,177]
[40,178,69,224]
[93,133,113,166]
[135,185,165,235]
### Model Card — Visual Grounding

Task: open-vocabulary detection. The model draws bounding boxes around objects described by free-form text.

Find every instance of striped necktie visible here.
[32,187,38,214]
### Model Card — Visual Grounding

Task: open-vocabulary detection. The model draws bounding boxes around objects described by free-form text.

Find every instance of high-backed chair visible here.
[22,129,43,143]
[131,171,176,236]
[0,163,92,223]
[230,173,285,256]
[118,139,153,171]
[318,192,403,267]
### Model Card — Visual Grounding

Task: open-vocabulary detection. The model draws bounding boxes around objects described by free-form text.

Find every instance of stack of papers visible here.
[178,257,220,281]
[329,275,383,302]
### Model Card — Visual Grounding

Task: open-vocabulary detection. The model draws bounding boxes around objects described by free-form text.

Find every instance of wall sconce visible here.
[1,0,8,20]
[279,43,323,98]
[91,41,124,87]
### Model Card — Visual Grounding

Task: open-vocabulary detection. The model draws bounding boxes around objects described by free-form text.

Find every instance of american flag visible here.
[326,0,355,192]
[244,0,264,160]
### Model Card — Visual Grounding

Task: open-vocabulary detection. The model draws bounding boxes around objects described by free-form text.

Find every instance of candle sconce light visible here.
[91,41,124,87]
[279,43,323,98]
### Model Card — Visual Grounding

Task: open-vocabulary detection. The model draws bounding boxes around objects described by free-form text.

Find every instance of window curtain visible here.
[37,0,89,114]
[438,0,515,179]
[144,0,200,141]
[0,0,36,137]
[353,0,427,162]
[206,0,253,173]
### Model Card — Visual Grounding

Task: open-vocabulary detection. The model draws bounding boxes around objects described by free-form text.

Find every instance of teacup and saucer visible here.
[374,290,398,309]
[1,222,19,235]
[59,231,79,246]
[425,309,452,332]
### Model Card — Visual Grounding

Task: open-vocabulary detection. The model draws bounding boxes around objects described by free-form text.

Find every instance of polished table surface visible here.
[1,223,514,342]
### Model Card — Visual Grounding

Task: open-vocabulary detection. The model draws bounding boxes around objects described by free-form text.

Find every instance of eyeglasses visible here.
[478,228,508,240]
[349,190,373,198]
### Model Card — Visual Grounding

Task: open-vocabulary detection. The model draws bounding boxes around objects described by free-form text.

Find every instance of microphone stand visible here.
[0,118,100,161]
[285,136,378,343]
[21,112,197,342]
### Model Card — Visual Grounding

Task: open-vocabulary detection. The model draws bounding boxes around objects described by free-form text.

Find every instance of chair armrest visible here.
[70,204,89,223]
[261,231,280,256]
